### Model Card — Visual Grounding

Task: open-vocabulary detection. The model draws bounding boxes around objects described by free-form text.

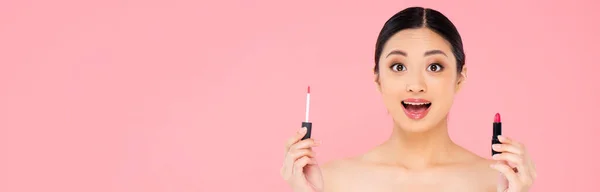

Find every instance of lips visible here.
[401,98,431,120]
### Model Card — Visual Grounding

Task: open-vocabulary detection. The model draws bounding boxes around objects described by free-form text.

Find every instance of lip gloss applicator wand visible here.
[302,86,312,140]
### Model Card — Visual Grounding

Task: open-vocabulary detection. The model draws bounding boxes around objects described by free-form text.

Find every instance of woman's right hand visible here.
[280,127,324,192]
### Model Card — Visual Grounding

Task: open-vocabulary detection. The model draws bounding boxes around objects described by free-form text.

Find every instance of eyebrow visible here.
[424,50,447,57]
[385,49,448,58]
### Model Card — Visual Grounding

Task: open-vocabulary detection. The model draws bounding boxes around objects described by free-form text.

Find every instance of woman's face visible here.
[376,27,466,132]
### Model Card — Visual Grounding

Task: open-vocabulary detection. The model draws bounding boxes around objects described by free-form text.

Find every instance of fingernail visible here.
[492,154,499,160]
[492,144,501,150]
[299,127,306,133]
[497,135,505,140]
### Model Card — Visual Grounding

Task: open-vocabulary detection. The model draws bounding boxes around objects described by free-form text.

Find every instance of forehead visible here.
[382,28,454,57]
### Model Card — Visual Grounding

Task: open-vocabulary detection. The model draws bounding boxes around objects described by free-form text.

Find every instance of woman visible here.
[280,7,537,192]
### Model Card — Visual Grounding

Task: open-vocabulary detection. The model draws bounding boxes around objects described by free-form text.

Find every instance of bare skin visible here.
[321,142,499,192]
[281,27,536,192]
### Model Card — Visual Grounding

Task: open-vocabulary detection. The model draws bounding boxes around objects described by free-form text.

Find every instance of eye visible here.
[427,63,444,72]
[390,63,406,72]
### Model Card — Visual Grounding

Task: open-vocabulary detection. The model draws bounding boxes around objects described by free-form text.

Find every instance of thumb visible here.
[497,173,508,192]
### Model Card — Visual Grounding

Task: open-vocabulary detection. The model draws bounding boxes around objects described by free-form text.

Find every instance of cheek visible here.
[426,77,457,108]
[432,83,455,95]
[378,78,405,107]
[426,74,457,93]
[380,86,401,103]
[379,77,404,95]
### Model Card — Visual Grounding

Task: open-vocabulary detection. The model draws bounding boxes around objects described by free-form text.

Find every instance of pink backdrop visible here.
[1,0,598,191]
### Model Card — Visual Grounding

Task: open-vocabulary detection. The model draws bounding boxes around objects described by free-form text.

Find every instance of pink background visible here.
[1,0,598,191]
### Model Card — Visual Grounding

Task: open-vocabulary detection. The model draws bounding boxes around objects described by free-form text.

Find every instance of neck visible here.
[382,117,457,168]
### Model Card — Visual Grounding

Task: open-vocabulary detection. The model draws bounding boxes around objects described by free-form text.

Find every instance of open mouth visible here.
[401,100,432,117]
[402,101,431,112]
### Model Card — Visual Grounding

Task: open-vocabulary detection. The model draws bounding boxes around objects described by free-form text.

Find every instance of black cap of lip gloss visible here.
[301,122,312,140]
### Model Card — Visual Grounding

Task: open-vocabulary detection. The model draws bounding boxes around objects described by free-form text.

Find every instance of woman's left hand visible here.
[490,135,537,192]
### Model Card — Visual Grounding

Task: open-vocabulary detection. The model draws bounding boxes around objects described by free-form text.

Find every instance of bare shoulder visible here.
[319,147,502,192]
[454,149,501,191]
[320,156,368,191]
[321,156,368,175]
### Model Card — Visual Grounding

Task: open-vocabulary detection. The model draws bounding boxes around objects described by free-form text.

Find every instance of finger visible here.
[290,138,321,151]
[282,154,294,180]
[496,136,536,180]
[491,162,521,190]
[492,153,523,167]
[285,127,308,153]
[497,135,524,149]
[523,150,536,178]
[528,159,537,180]
[519,153,537,187]
[492,143,523,155]
[288,149,317,161]
[496,172,508,192]
[293,156,311,177]
[282,148,317,179]
[492,153,527,177]
[497,135,512,143]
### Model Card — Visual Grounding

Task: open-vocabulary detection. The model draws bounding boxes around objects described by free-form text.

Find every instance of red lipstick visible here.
[301,86,312,140]
[492,113,502,155]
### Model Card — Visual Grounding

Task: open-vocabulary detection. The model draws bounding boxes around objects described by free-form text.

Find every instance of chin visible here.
[393,117,438,133]
[390,108,446,133]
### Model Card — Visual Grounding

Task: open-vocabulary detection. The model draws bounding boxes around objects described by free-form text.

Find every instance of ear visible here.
[455,65,467,92]
[374,73,382,93]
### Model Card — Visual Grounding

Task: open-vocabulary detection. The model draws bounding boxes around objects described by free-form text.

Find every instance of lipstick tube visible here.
[492,113,502,155]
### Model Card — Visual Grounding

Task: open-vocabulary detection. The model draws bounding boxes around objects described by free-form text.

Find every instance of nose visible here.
[405,74,426,93]
[406,84,426,93]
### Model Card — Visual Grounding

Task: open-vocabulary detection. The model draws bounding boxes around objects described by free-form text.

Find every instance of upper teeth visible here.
[404,102,430,105]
